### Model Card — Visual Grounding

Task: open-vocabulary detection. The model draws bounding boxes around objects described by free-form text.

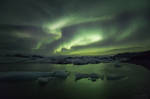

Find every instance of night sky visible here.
[0,0,150,56]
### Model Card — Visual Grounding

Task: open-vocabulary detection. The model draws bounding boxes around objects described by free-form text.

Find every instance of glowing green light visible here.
[34,15,113,51]
[55,44,150,56]
[55,28,103,53]
[46,15,113,35]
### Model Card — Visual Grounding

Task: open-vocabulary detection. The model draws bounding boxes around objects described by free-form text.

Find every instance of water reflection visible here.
[0,63,150,99]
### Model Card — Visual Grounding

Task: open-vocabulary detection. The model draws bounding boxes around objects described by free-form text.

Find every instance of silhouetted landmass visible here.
[123,51,150,70]
[112,51,150,70]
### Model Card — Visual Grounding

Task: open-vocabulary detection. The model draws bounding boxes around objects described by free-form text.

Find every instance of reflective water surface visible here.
[0,63,150,99]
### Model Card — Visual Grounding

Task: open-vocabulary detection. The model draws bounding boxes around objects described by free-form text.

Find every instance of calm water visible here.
[0,63,150,99]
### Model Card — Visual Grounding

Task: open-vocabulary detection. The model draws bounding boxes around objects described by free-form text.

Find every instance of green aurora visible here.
[0,0,150,56]
[36,15,150,55]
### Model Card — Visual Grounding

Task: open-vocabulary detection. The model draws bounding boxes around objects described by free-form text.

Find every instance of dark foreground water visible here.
[0,63,150,99]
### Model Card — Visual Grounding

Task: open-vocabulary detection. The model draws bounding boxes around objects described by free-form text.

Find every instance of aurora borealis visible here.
[0,0,150,56]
